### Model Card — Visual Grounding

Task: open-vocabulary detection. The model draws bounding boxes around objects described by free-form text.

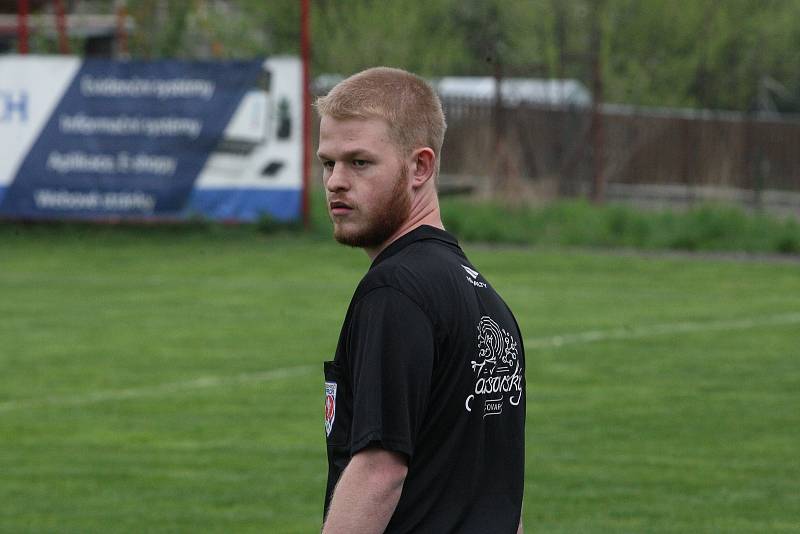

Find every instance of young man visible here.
[317,67,525,533]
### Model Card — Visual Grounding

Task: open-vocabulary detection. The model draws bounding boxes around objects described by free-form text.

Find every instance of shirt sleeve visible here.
[345,286,435,459]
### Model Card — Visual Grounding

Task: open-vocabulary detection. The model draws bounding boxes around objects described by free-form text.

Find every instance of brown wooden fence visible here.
[440,98,800,206]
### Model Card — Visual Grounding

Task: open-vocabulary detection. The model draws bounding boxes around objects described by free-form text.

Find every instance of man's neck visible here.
[365,204,443,261]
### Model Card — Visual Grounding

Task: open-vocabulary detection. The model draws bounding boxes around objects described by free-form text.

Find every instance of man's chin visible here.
[333,229,360,248]
[333,226,371,248]
[333,222,393,250]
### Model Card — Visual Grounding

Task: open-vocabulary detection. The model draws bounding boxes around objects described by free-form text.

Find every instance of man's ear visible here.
[410,147,436,189]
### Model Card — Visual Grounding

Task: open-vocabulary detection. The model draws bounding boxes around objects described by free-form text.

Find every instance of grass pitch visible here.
[1,226,798,533]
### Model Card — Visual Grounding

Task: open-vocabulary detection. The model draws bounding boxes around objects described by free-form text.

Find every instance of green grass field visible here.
[1,226,799,533]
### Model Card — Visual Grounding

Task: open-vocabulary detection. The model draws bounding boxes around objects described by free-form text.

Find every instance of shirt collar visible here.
[371,225,459,268]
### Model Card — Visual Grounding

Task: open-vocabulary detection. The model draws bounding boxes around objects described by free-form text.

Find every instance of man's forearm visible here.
[322,448,407,534]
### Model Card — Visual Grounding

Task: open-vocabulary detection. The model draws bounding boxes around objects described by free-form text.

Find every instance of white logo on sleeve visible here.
[464,316,523,417]
[462,265,487,288]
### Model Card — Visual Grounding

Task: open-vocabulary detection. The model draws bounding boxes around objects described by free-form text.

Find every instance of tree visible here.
[121,0,800,112]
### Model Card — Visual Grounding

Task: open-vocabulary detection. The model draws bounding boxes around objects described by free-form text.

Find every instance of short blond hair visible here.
[315,67,446,173]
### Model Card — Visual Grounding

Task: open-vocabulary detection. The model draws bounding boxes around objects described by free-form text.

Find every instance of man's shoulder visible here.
[351,239,479,325]
[366,238,461,287]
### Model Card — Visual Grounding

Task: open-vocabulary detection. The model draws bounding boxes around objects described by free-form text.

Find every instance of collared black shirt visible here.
[323,225,525,533]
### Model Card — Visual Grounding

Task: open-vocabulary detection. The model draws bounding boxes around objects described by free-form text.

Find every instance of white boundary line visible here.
[2,312,798,413]
[524,312,800,349]
[0,364,316,414]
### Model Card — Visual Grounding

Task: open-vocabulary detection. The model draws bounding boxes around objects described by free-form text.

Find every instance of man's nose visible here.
[326,163,349,192]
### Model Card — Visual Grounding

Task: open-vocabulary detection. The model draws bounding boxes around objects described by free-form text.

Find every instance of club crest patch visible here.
[324,381,337,436]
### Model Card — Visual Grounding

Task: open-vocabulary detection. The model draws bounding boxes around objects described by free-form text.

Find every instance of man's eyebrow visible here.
[317,149,377,161]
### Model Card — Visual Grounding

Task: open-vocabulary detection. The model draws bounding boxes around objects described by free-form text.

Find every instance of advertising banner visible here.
[0,55,303,222]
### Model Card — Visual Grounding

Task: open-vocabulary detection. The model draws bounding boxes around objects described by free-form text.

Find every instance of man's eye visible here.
[322,161,335,170]
[352,159,367,168]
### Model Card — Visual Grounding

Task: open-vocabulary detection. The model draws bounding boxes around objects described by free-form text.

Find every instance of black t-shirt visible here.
[323,225,525,533]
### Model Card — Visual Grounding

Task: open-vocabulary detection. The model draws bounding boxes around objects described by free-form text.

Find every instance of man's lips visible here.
[329,200,353,216]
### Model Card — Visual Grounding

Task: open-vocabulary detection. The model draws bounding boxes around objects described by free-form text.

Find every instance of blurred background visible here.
[3,0,800,217]
[2,2,799,533]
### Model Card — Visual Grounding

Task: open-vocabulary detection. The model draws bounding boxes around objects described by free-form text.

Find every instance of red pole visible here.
[300,0,312,230]
[116,2,129,57]
[17,0,29,54]
[54,0,70,54]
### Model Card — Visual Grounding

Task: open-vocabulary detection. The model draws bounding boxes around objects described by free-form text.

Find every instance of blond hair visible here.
[315,67,446,175]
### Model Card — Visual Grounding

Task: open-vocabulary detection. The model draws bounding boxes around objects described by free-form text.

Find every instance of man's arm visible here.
[322,446,408,534]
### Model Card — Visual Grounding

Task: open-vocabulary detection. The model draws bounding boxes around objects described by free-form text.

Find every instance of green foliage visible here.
[312,0,474,76]
[602,0,800,110]
[255,213,303,235]
[120,0,800,111]
[117,0,800,111]
[126,0,301,59]
[5,193,795,257]
[441,197,800,255]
